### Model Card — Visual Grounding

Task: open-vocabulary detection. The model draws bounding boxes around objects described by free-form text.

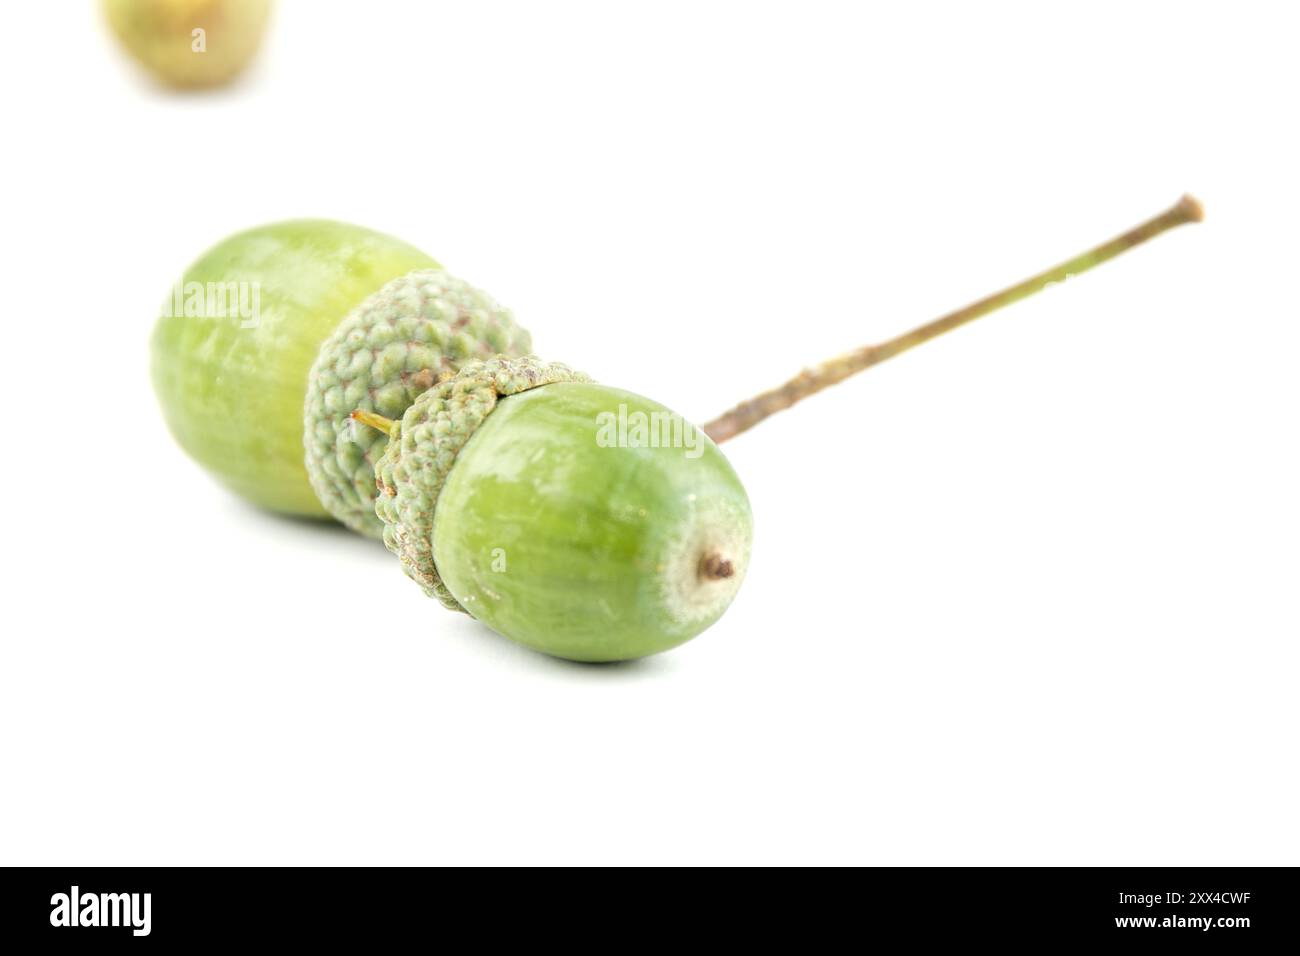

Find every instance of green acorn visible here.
[151,221,531,527]
[103,0,274,89]
[359,357,753,662]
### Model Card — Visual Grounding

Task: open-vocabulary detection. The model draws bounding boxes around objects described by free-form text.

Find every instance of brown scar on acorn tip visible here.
[700,552,735,581]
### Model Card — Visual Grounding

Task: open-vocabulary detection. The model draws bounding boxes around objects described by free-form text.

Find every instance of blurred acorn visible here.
[103,0,272,89]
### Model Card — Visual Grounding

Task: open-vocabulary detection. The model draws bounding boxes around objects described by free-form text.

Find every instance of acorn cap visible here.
[373,356,591,610]
[303,269,532,537]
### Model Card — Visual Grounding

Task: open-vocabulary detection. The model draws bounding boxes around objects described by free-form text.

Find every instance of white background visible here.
[0,1,1296,865]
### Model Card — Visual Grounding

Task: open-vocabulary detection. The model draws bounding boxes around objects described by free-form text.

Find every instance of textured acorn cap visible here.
[373,356,591,609]
[304,269,532,538]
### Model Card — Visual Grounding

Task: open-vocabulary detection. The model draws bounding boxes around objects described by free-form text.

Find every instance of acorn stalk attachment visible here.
[350,409,398,438]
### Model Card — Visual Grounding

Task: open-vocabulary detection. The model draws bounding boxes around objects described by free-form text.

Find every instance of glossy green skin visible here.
[152,220,437,516]
[433,383,753,662]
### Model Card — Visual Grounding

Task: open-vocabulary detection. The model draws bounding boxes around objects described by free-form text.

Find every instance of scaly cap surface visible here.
[373,356,591,609]
[304,269,531,537]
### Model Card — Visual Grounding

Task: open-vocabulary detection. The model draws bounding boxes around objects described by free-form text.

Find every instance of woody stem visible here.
[703,194,1203,444]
